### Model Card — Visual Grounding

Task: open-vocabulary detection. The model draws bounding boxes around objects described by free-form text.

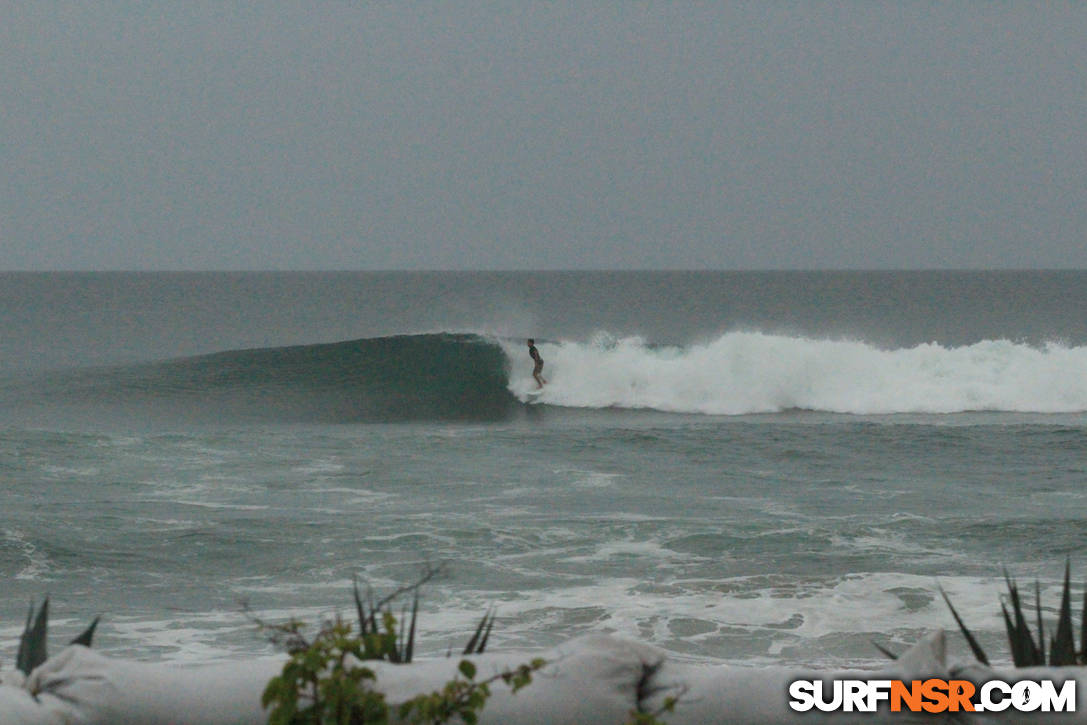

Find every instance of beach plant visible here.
[396,657,546,725]
[947,560,1086,667]
[255,568,545,724]
[880,560,1087,667]
[260,614,390,725]
[622,660,686,725]
[3,598,99,677]
[258,611,543,725]
[625,699,681,725]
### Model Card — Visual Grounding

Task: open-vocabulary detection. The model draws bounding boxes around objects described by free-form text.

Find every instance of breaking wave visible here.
[15,331,1087,423]
[510,332,1087,415]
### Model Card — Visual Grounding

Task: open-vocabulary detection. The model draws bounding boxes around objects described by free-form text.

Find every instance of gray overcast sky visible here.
[1,3,1084,271]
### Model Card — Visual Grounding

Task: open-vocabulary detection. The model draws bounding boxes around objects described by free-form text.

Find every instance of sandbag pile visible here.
[2,631,1085,724]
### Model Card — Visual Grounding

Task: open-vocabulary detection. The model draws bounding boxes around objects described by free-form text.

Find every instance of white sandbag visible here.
[655,630,954,725]
[23,645,283,725]
[373,632,951,724]
[19,636,659,725]
[15,630,1069,724]
[372,634,671,724]
[0,681,69,725]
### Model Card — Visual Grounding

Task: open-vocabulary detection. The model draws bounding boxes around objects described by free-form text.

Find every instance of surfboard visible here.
[525,389,544,402]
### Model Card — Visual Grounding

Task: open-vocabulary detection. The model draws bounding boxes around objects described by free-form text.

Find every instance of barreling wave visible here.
[510,332,1087,416]
[32,333,519,423]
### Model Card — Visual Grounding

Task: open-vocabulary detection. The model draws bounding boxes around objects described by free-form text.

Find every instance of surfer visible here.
[527,339,546,388]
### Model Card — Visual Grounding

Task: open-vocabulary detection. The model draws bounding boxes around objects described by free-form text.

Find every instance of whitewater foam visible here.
[504,332,1087,415]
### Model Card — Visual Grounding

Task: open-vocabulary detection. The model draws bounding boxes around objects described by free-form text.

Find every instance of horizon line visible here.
[3,267,1087,274]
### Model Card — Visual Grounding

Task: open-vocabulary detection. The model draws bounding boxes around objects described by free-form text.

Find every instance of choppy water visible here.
[2,271,1086,668]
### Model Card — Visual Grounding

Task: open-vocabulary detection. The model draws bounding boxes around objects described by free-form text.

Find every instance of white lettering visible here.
[979,681,1011,712]
[1012,680,1043,712]
[814,681,843,712]
[842,681,868,712]
[1040,680,1076,712]
[788,680,816,712]
[866,680,892,710]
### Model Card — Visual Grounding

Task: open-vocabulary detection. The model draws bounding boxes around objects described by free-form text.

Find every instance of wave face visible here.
[510,333,1087,415]
[33,333,518,423]
[18,331,1087,424]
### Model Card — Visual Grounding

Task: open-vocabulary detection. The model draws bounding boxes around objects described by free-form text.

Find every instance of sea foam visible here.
[506,332,1087,415]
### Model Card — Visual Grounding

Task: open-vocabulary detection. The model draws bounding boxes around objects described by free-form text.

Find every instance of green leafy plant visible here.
[397,657,546,725]
[261,614,390,725]
[255,568,545,724]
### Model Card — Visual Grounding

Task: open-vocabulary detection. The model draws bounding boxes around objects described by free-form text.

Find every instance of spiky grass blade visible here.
[1051,560,1076,665]
[70,616,100,648]
[16,599,49,676]
[938,585,990,665]
[404,590,419,664]
[477,609,495,654]
[462,607,494,655]
[871,641,899,660]
[367,590,378,635]
[353,577,368,636]
[15,602,33,673]
[1004,570,1042,666]
[1081,578,1087,665]
[1001,603,1027,667]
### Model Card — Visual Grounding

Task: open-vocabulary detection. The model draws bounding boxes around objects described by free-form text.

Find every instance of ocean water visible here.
[1,271,1086,668]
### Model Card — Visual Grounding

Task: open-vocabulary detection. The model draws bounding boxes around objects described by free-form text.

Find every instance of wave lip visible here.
[510,333,1087,416]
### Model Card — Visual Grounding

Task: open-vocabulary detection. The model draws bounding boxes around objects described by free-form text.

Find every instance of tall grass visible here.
[881,560,1087,667]
[9,598,99,676]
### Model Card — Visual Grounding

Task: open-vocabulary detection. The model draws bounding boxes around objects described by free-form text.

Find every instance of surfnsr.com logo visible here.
[788,678,1076,713]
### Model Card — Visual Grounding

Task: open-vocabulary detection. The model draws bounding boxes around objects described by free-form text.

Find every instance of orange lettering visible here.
[921,679,949,713]
[890,680,922,712]
[947,680,976,712]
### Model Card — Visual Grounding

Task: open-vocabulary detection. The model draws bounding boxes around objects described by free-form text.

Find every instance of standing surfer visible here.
[527,339,546,388]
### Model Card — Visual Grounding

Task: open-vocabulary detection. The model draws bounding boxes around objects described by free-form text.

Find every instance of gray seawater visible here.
[2,272,1086,668]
